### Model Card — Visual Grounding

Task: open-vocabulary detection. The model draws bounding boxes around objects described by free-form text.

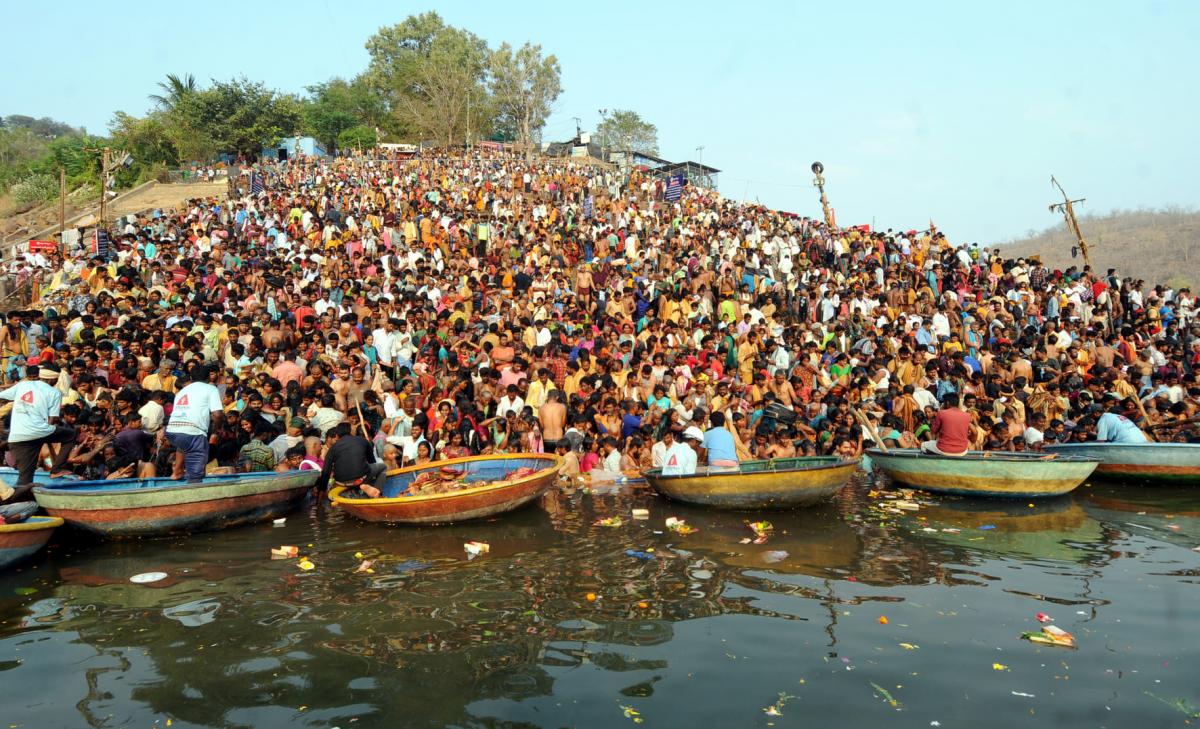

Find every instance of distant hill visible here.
[999,208,1200,289]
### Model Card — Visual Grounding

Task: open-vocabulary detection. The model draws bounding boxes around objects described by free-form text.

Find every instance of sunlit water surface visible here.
[1,478,1197,728]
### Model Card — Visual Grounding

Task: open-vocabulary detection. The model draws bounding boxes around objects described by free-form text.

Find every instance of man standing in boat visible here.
[165,364,224,482]
[0,364,75,500]
[921,393,971,456]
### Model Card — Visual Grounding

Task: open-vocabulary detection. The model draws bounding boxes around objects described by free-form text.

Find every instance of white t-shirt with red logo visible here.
[166,382,223,437]
[661,442,698,476]
[0,380,61,442]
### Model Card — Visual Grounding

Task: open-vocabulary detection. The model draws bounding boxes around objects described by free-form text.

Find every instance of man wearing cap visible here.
[0,365,76,497]
[165,364,224,482]
[661,425,702,476]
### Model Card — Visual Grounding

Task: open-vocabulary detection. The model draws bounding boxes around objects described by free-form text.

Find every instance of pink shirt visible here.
[932,407,972,454]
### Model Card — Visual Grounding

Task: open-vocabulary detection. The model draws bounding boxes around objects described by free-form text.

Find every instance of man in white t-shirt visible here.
[0,365,75,494]
[661,426,703,476]
[165,364,224,482]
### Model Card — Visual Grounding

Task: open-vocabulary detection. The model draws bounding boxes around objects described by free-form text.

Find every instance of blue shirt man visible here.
[702,412,739,466]
[1095,412,1147,444]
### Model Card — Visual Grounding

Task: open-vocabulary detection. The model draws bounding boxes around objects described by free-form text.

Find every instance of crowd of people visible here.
[0,147,1197,511]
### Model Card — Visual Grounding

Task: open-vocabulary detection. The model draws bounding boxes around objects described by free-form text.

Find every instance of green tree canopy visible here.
[364,12,492,145]
[595,110,659,156]
[174,78,303,159]
[304,78,386,152]
[148,73,197,111]
[489,43,561,159]
[337,124,378,151]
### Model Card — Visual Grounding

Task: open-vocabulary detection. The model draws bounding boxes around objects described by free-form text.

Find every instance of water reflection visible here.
[0,480,1196,728]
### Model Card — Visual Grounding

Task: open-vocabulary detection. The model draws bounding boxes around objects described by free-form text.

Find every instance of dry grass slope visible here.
[1000,208,1200,289]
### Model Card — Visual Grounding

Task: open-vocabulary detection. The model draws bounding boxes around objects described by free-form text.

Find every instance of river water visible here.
[1,478,1197,729]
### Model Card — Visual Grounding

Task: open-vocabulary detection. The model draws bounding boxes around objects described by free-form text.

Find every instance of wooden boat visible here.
[1043,442,1200,484]
[866,449,1098,498]
[0,516,63,569]
[329,454,562,525]
[643,456,860,509]
[0,468,79,487]
[32,470,320,537]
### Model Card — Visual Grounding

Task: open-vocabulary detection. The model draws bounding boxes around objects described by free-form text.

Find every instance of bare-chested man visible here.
[538,389,566,442]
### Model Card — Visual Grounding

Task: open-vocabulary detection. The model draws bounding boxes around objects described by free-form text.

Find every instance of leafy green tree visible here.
[109,112,179,168]
[595,109,659,155]
[489,43,561,159]
[174,78,302,159]
[36,134,107,187]
[364,12,492,145]
[1,115,83,139]
[304,78,386,152]
[337,124,378,150]
[148,73,197,111]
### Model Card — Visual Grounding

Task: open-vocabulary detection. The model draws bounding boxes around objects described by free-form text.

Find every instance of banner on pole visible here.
[665,174,685,202]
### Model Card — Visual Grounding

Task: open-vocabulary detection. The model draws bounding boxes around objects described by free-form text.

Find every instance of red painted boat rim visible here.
[329,453,563,507]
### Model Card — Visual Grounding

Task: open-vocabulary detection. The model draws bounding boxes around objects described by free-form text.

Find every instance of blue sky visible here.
[3,0,1196,242]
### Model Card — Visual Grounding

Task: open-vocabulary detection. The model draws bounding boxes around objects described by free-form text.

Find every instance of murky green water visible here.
[2,479,1197,729]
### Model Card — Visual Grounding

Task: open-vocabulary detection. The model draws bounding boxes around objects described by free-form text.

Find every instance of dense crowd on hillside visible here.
[0,149,1196,500]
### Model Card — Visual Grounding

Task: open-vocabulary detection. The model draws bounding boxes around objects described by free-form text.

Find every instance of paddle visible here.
[1128,394,1158,442]
[1145,416,1200,432]
[852,407,889,453]
[351,396,371,440]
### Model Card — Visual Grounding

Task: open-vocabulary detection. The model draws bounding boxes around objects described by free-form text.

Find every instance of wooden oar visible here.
[351,396,371,440]
[1145,416,1200,431]
[1130,396,1158,442]
[852,407,889,453]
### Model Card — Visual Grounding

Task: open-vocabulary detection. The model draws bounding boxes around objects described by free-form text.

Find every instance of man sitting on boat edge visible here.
[661,426,704,476]
[702,412,740,469]
[316,422,388,498]
[920,394,971,457]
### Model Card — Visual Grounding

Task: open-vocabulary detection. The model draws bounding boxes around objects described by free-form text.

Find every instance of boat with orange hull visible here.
[329,454,563,525]
[32,471,320,537]
[0,516,63,569]
[1042,442,1200,485]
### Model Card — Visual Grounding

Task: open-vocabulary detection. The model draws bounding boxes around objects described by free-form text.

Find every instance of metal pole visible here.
[99,147,110,233]
[58,167,66,236]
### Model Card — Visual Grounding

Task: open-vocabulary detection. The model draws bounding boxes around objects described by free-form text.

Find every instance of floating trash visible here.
[130,572,168,584]
[1021,625,1076,648]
